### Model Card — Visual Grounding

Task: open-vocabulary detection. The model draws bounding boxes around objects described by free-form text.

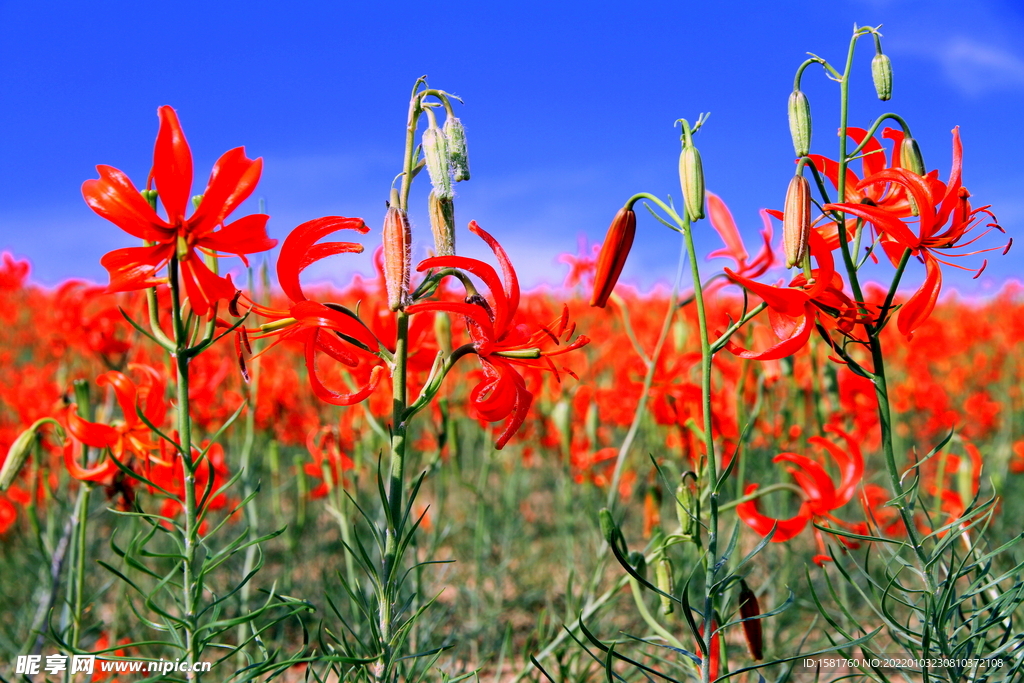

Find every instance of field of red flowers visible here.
[2,27,1023,683]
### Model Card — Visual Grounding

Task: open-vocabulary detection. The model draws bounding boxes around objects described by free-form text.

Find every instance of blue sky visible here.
[1,0,1022,296]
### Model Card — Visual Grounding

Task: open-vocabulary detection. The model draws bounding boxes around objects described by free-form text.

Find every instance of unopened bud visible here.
[655,557,675,615]
[783,175,812,269]
[433,309,452,354]
[871,53,893,101]
[422,126,452,199]
[2,419,64,490]
[443,116,470,182]
[900,136,926,176]
[738,579,763,660]
[428,191,456,257]
[383,205,412,311]
[590,207,637,308]
[675,473,699,538]
[679,143,705,222]
[788,90,812,157]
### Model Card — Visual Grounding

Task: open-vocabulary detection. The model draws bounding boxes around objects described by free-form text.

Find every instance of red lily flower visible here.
[407,221,589,449]
[824,128,1008,338]
[737,428,864,563]
[65,364,168,482]
[238,216,385,405]
[706,191,774,279]
[83,106,277,315]
[808,126,914,214]
[723,230,858,360]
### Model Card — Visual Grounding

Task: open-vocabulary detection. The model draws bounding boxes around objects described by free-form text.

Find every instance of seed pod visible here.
[383,205,412,311]
[871,53,893,101]
[428,191,456,257]
[590,207,637,308]
[422,126,453,199]
[655,557,675,615]
[783,175,812,268]
[679,143,706,222]
[443,116,470,182]
[900,136,926,175]
[788,90,812,157]
[738,579,763,660]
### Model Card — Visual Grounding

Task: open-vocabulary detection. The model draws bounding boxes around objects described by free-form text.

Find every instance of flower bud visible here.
[655,557,675,615]
[900,136,926,176]
[383,205,412,311]
[443,116,470,182]
[675,473,699,538]
[422,126,453,199]
[783,175,812,269]
[871,53,893,101]
[433,307,452,354]
[1,418,64,490]
[738,579,763,660]
[590,207,637,308]
[679,143,706,222]
[599,507,625,554]
[428,191,456,257]
[788,90,812,157]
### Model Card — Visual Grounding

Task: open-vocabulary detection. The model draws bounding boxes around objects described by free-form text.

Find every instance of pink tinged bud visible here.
[383,206,412,311]
[783,175,811,269]
[590,207,637,308]
[788,90,812,157]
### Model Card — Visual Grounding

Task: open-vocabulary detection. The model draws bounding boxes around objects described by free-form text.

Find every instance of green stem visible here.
[682,215,718,683]
[169,257,200,681]
[69,484,91,649]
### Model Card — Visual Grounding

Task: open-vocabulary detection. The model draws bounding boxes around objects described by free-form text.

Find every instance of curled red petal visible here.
[198,214,277,257]
[736,484,809,541]
[277,216,368,302]
[97,371,139,429]
[468,222,520,332]
[897,253,942,339]
[63,439,118,482]
[774,453,837,512]
[707,191,748,264]
[723,306,812,360]
[180,256,238,316]
[304,342,383,406]
[66,405,119,449]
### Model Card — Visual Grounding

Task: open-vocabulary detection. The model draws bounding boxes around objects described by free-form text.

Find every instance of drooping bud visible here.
[738,579,763,660]
[443,116,470,182]
[783,175,812,269]
[679,140,706,222]
[788,90,812,157]
[590,207,637,308]
[675,473,699,538]
[422,125,452,199]
[900,136,926,176]
[433,307,452,354]
[428,191,456,257]
[655,557,675,615]
[383,204,412,311]
[871,53,893,101]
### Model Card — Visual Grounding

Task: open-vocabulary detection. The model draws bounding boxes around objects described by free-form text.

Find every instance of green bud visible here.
[422,126,453,199]
[675,473,699,538]
[1,418,64,490]
[443,116,470,182]
[871,53,893,101]
[788,90,812,157]
[900,137,926,175]
[428,191,456,257]
[433,308,452,355]
[656,557,675,615]
[679,143,705,222]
